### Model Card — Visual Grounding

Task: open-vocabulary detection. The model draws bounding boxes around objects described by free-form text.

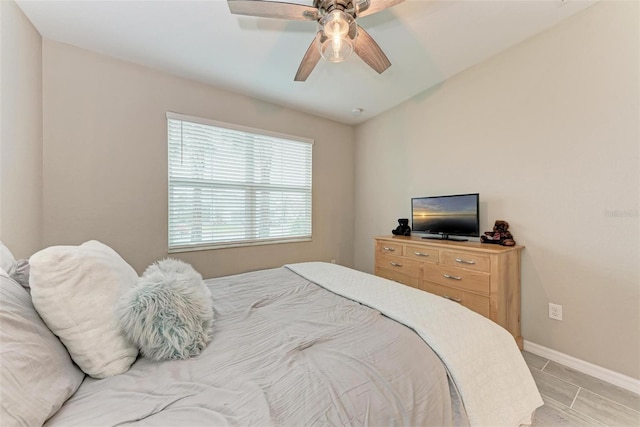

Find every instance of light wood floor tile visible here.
[523,350,549,370]
[533,395,605,426]
[543,361,640,412]
[572,388,640,426]
[530,367,579,407]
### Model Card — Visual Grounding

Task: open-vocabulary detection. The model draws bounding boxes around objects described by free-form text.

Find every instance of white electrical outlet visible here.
[330,259,336,264]
[549,303,563,321]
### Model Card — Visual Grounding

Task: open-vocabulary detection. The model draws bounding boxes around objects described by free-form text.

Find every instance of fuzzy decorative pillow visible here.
[116,258,214,361]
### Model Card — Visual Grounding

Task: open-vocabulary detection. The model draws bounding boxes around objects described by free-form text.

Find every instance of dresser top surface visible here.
[374,235,524,253]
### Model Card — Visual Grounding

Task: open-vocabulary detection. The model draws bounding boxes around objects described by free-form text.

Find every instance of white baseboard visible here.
[523,340,640,394]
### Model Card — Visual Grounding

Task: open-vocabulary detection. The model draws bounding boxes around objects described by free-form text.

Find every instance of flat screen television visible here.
[411,193,479,241]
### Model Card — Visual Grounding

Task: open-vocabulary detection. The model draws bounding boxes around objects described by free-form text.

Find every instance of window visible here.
[167,112,313,252]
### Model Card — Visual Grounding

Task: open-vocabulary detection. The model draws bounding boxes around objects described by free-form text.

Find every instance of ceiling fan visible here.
[227,0,405,81]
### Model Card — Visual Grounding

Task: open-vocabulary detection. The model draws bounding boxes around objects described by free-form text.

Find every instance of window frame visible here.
[166,112,313,253]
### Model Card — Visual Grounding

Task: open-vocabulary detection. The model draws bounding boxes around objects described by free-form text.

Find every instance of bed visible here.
[0,241,542,426]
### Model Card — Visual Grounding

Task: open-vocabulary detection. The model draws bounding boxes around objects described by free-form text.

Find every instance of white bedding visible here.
[286,262,544,427]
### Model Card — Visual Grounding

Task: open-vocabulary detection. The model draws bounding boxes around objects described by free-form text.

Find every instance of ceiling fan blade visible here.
[294,34,323,81]
[354,25,391,74]
[228,0,318,21]
[356,0,405,18]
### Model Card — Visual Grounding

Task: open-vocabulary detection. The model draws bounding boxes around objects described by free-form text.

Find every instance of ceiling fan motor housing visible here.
[313,0,370,19]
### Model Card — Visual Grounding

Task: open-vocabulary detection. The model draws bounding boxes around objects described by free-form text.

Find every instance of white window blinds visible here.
[167,112,313,251]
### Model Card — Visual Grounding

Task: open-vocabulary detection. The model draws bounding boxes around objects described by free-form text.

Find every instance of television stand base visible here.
[421,235,469,242]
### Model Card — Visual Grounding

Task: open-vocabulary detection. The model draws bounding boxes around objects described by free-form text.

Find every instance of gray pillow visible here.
[116,258,214,361]
[0,241,16,273]
[8,258,30,288]
[0,273,85,425]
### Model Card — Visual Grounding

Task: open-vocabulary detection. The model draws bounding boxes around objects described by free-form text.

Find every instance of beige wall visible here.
[42,41,355,278]
[354,1,640,379]
[0,0,43,259]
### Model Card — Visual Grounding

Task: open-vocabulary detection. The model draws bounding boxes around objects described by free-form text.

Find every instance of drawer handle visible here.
[414,252,429,257]
[443,273,462,280]
[455,258,475,265]
[390,262,403,267]
[383,247,396,252]
[443,294,462,303]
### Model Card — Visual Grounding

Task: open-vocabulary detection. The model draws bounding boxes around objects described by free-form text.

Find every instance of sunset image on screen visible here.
[412,194,478,236]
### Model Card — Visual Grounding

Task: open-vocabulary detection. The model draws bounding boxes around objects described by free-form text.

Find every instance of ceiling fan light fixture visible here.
[322,10,351,38]
[320,36,353,63]
[319,9,357,63]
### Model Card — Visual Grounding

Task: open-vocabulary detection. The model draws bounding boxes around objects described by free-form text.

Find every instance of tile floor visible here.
[523,351,640,426]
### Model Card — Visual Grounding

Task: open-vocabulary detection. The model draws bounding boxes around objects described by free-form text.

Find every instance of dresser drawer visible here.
[422,264,490,295]
[375,254,421,278]
[423,281,490,317]
[376,241,403,256]
[374,236,524,350]
[441,251,491,273]
[405,244,439,263]
[375,267,420,288]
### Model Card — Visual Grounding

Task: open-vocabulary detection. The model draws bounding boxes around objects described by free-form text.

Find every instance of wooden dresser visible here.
[374,235,524,348]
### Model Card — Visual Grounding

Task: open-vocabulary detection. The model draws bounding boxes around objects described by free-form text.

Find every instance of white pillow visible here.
[0,274,85,425]
[29,240,139,378]
[0,240,16,272]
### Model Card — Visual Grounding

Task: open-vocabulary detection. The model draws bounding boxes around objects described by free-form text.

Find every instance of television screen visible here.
[411,193,479,240]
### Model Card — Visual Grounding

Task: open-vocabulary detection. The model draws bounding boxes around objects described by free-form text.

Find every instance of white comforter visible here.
[286,262,543,427]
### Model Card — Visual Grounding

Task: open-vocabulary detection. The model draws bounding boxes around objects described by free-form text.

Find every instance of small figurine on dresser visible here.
[481,220,516,246]
[391,218,411,236]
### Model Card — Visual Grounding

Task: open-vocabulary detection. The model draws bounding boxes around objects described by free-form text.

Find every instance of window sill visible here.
[168,237,312,253]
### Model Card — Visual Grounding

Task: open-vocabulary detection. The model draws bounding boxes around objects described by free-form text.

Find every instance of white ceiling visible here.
[17,0,597,125]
